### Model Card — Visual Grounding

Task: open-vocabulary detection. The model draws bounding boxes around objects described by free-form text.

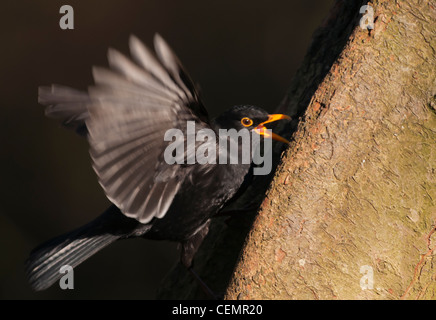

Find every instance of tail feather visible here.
[26,225,121,291]
[25,206,142,291]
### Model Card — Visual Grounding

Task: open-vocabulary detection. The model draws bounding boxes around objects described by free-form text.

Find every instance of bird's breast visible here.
[145,162,251,241]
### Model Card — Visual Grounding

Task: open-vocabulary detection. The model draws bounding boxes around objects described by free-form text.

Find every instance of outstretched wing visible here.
[39,85,90,136]
[39,34,213,223]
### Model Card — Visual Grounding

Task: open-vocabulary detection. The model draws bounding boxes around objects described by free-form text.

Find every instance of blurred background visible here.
[0,0,333,299]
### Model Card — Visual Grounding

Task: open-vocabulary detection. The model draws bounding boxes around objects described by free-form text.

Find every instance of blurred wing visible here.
[38,85,90,136]
[87,34,212,223]
[40,34,212,223]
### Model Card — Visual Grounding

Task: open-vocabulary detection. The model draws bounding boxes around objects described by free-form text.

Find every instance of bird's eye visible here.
[241,117,253,127]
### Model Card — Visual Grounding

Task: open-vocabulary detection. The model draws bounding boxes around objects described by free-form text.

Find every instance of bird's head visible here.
[213,105,291,144]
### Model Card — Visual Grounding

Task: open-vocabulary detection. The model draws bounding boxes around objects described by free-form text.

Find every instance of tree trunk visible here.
[159,0,436,299]
[226,0,436,300]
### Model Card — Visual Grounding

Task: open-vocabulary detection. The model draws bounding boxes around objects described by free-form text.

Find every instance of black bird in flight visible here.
[26,34,290,292]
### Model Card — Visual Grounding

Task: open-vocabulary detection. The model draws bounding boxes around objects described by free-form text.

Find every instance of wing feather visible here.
[38,35,212,223]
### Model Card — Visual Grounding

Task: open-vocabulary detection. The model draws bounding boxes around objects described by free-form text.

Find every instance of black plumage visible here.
[27,34,290,291]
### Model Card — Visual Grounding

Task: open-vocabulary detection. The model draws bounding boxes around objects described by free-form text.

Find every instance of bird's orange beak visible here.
[254,114,291,144]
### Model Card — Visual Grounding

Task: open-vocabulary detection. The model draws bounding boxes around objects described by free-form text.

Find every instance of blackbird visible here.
[26,34,290,292]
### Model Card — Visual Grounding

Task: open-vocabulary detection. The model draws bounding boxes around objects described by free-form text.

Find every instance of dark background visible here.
[0,0,333,299]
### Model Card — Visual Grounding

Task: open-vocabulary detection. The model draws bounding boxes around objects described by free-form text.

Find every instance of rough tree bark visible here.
[159,0,436,299]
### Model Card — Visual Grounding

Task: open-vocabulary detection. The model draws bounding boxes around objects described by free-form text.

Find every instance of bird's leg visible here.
[180,220,220,299]
[180,220,210,268]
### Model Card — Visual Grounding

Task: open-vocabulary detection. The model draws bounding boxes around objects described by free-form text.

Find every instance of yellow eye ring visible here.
[241,117,253,127]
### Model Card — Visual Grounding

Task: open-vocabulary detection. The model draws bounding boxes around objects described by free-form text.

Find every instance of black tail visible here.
[25,206,142,291]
